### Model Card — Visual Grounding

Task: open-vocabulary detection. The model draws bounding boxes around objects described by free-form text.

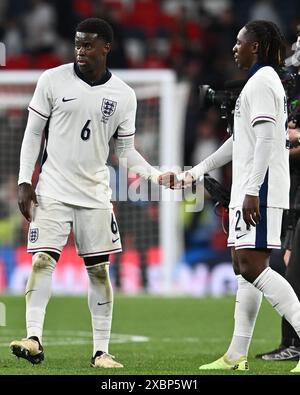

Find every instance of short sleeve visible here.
[28,71,52,120]
[247,77,277,127]
[116,88,136,139]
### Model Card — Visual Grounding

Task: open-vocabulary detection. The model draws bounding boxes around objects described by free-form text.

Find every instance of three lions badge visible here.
[101,98,117,123]
[29,228,39,243]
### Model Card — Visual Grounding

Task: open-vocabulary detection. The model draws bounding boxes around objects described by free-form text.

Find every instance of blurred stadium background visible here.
[0,0,299,297]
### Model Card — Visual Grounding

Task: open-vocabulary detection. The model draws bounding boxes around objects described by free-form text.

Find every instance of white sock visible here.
[86,263,113,356]
[226,275,263,361]
[26,253,56,342]
[253,267,300,337]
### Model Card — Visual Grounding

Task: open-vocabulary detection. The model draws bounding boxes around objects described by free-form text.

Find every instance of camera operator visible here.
[256,27,300,360]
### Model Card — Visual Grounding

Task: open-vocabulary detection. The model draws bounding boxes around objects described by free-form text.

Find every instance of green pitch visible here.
[0,295,297,375]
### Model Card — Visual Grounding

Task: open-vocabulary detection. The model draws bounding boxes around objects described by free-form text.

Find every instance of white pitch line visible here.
[0,331,150,347]
[0,329,270,348]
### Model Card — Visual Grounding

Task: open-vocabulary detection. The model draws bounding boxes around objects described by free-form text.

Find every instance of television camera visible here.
[199,26,300,132]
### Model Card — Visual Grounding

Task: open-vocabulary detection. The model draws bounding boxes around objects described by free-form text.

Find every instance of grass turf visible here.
[0,295,298,375]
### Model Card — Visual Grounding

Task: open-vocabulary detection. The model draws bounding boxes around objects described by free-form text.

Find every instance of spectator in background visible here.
[23,0,57,54]
[250,0,282,31]
[2,18,23,56]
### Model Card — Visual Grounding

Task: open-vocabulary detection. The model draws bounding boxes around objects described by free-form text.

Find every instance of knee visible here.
[238,262,259,283]
[32,252,56,273]
[87,263,109,282]
[238,266,251,282]
[237,251,269,283]
[97,264,109,281]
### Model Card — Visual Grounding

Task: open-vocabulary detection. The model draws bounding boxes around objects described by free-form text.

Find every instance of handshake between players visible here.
[158,171,195,189]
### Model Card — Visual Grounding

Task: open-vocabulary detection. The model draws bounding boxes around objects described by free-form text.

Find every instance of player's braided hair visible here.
[245,20,286,68]
[76,18,113,43]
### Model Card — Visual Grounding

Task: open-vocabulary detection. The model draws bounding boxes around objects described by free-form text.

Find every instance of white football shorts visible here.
[227,206,283,250]
[27,195,122,257]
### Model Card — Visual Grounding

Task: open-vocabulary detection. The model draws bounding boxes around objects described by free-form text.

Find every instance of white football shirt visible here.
[230,66,290,209]
[29,63,136,208]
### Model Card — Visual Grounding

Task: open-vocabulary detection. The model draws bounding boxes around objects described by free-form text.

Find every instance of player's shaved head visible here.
[76,18,113,44]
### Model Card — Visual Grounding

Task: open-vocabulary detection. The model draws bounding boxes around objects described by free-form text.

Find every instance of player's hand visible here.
[288,127,300,148]
[283,249,291,267]
[242,194,261,227]
[158,172,180,189]
[288,120,296,129]
[177,171,195,188]
[18,183,38,222]
[158,172,195,189]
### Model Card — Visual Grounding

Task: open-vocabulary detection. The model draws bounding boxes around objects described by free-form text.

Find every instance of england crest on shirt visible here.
[101,98,117,123]
[29,228,39,243]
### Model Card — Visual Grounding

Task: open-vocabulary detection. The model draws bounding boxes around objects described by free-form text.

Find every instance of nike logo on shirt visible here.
[236,233,247,239]
[112,238,120,243]
[62,97,77,102]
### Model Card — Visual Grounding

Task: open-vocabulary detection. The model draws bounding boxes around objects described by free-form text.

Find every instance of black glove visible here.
[203,173,230,209]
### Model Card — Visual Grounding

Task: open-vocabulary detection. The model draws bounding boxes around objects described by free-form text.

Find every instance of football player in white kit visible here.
[10,18,162,368]
[159,20,300,373]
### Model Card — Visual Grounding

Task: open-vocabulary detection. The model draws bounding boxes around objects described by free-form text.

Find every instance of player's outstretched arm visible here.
[188,135,233,181]
[18,111,47,221]
[159,136,233,189]
[115,136,162,183]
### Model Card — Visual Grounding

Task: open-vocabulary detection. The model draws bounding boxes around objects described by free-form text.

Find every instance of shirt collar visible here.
[248,63,269,78]
[74,63,112,86]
